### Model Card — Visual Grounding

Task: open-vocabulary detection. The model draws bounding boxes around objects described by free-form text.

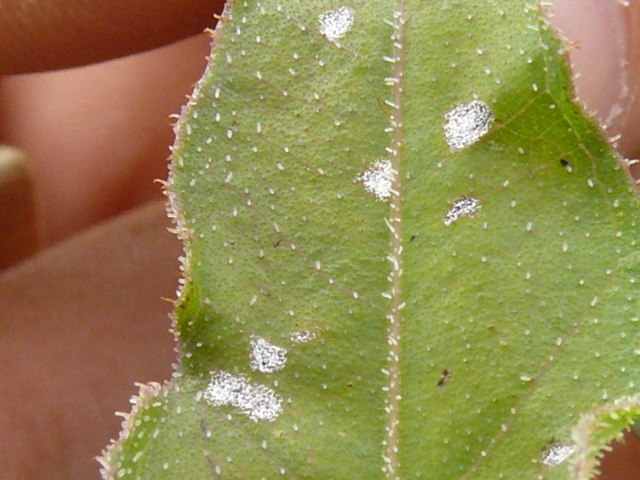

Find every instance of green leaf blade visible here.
[103,1,640,478]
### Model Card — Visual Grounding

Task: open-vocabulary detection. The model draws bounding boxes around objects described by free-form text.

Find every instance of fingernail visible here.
[0,146,38,270]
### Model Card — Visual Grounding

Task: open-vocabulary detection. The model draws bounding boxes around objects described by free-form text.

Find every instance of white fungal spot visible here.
[289,330,316,344]
[203,371,283,422]
[444,196,480,226]
[542,445,576,466]
[318,6,355,42]
[250,336,287,373]
[444,99,494,151]
[357,158,393,201]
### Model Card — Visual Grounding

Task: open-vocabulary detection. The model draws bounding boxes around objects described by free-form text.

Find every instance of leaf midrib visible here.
[383,1,406,478]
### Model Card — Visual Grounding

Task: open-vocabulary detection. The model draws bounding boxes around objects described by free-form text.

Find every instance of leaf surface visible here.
[101,1,640,478]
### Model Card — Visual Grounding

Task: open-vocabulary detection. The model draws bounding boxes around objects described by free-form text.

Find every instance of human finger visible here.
[0,201,180,479]
[0,0,225,74]
[0,33,211,245]
[550,0,640,159]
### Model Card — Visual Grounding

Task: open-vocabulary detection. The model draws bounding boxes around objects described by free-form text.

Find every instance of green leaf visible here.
[571,396,640,479]
[101,1,640,478]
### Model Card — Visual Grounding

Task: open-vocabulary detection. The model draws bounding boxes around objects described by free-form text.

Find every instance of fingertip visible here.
[549,0,640,158]
[1,34,212,245]
[0,0,225,74]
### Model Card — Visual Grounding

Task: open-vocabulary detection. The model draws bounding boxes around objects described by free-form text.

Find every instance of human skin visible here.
[0,0,638,478]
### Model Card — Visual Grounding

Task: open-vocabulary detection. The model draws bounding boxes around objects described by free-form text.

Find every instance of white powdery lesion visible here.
[203,371,283,422]
[444,99,494,152]
[249,335,288,373]
[358,158,393,201]
[289,330,316,344]
[542,444,576,466]
[444,196,480,226]
[318,6,355,42]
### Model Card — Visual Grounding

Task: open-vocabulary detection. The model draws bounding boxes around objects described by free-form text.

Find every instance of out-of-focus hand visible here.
[0,2,223,479]
[1,0,225,245]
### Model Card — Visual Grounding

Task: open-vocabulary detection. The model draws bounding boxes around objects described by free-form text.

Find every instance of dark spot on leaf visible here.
[274,239,281,248]
[541,437,557,451]
[199,418,209,437]
[410,235,417,242]
[437,369,449,387]
[560,159,570,169]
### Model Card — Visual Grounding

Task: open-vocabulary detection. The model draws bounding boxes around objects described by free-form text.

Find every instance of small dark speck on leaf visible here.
[274,239,282,248]
[437,369,449,387]
[199,418,209,437]
[560,159,569,168]
[410,235,417,242]
[542,438,557,451]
